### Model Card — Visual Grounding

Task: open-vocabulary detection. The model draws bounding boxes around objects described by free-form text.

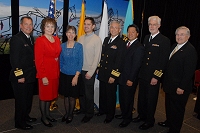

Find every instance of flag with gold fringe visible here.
[77,0,86,40]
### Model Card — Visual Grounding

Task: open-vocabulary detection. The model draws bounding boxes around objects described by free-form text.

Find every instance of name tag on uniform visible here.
[152,44,159,47]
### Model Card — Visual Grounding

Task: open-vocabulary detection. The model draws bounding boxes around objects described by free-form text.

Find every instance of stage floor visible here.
[0,89,200,133]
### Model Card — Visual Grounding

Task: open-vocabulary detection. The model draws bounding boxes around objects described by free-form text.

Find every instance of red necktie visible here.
[127,41,131,48]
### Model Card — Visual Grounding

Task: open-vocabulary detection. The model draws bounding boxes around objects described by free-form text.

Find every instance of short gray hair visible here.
[110,20,121,29]
[175,26,190,36]
[148,16,161,25]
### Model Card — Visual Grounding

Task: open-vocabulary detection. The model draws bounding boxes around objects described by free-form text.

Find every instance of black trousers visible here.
[119,83,137,122]
[99,81,117,120]
[79,70,95,118]
[138,78,160,124]
[165,92,189,133]
[12,82,34,127]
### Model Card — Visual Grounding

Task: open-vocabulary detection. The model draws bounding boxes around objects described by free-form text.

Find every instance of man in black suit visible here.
[9,16,36,130]
[158,26,197,133]
[96,20,125,123]
[115,24,144,127]
[132,16,171,130]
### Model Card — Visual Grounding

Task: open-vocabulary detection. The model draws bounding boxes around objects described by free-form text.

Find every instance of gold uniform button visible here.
[106,61,108,63]
[105,67,107,69]
[106,55,108,57]
[147,58,150,60]
[146,63,148,65]
[149,52,151,54]
[102,54,104,56]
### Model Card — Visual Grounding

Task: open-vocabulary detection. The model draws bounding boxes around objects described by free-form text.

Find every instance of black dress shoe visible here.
[139,123,154,130]
[197,114,200,120]
[115,115,123,119]
[104,119,113,123]
[81,116,92,123]
[95,112,104,116]
[41,118,53,127]
[15,124,33,130]
[119,121,130,127]
[46,117,57,122]
[26,117,37,122]
[61,116,67,122]
[66,117,73,124]
[132,116,144,123]
[158,121,169,127]
[73,108,81,114]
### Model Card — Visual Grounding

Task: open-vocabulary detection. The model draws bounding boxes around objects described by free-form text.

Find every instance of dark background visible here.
[1,0,200,100]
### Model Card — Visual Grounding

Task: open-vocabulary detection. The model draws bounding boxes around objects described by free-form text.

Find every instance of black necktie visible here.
[149,36,152,42]
[108,38,112,44]
[28,37,33,45]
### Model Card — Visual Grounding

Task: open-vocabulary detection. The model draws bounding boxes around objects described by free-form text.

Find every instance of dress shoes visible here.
[15,124,33,130]
[81,116,92,123]
[158,121,169,127]
[197,114,200,120]
[41,118,53,127]
[66,117,73,124]
[132,116,144,123]
[26,117,37,122]
[119,121,130,127]
[139,123,154,130]
[95,112,104,116]
[61,116,67,122]
[73,108,81,114]
[46,117,57,122]
[104,118,113,124]
[115,114,123,119]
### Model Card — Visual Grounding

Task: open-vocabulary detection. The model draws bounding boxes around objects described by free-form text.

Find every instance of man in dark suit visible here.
[9,16,36,130]
[114,24,144,127]
[132,16,171,130]
[96,20,125,123]
[158,26,197,133]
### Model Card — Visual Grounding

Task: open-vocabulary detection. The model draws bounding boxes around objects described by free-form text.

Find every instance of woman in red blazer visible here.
[35,17,61,127]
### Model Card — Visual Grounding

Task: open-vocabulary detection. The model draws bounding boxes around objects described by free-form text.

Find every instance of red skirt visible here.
[38,78,59,101]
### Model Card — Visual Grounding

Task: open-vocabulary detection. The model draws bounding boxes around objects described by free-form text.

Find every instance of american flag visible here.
[48,0,55,18]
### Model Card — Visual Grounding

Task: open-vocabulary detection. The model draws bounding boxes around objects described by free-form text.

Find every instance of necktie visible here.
[28,37,33,45]
[108,38,112,44]
[149,36,152,42]
[170,45,178,59]
[126,41,131,48]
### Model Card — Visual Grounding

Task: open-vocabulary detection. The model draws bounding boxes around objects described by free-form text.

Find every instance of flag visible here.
[0,21,3,30]
[77,0,86,40]
[122,0,134,36]
[98,1,108,43]
[48,0,55,18]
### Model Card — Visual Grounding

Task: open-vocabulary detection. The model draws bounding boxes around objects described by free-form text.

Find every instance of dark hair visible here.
[40,17,57,34]
[127,24,140,33]
[66,25,77,41]
[66,25,77,34]
[20,16,33,24]
[85,17,95,25]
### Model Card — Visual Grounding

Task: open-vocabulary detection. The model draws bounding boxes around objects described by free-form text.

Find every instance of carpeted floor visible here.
[0,89,200,133]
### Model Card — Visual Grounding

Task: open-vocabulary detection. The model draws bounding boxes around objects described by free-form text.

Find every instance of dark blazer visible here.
[98,35,126,83]
[119,39,144,85]
[163,42,197,94]
[9,31,36,83]
[139,33,170,82]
